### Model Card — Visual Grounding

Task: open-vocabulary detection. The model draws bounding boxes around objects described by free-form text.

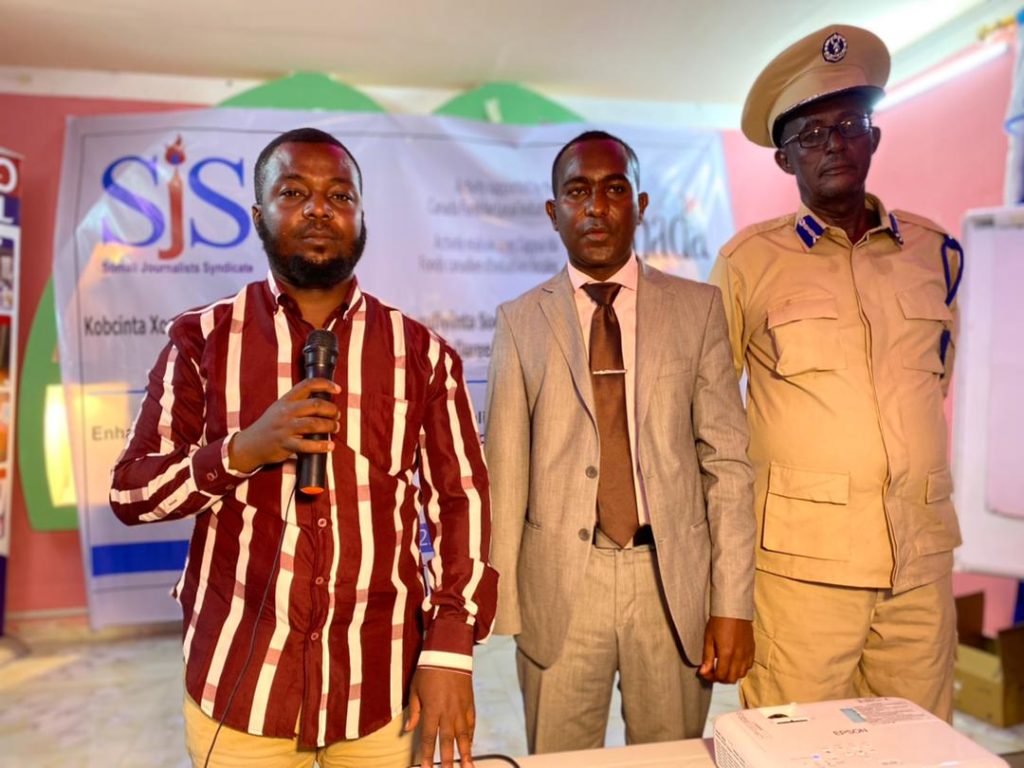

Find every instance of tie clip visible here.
[592,368,627,376]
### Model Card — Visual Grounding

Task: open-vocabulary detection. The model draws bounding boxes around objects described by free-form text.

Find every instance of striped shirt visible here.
[110,273,497,747]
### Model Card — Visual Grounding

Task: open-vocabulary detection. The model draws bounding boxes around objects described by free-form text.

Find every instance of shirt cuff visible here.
[420,617,475,672]
[417,651,473,673]
[192,434,253,496]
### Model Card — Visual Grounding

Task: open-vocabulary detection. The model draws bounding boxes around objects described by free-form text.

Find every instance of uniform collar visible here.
[794,193,904,251]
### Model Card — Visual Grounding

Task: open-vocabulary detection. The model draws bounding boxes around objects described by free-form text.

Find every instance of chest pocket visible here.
[766,294,846,376]
[896,284,951,374]
[355,391,419,474]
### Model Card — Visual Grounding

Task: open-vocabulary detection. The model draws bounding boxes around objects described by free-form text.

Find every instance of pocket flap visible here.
[766,295,840,329]
[768,463,849,504]
[926,467,954,503]
[897,285,952,322]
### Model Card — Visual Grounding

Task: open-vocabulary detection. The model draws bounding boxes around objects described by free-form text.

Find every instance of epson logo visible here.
[833,727,868,736]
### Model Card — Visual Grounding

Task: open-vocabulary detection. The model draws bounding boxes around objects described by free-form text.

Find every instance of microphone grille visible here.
[304,329,338,354]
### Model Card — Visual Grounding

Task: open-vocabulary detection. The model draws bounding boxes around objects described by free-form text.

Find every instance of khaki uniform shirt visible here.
[709,195,962,593]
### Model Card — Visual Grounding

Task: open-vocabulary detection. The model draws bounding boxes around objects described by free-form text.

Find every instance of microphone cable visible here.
[411,757,521,767]
[407,761,520,765]
[202,483,296,768]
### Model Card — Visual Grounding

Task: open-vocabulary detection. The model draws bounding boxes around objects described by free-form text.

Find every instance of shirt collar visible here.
[567,254,639,294]
[266,270,363,326]
[794,193,904,251]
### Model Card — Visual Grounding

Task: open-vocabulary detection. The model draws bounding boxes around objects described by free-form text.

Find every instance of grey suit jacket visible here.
[485,261,755,668]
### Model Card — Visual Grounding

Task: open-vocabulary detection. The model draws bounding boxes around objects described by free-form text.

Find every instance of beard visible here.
[257,216,368,290]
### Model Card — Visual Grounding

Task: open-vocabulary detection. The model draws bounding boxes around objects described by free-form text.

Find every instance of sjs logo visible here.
[100,136,250,260]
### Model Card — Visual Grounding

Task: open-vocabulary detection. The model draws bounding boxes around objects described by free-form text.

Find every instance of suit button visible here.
[585,466,598,479]
[578,528,590,541]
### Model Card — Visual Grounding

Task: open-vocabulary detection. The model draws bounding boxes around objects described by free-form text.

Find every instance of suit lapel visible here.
[636,263,668,431]
[540,270,597,425]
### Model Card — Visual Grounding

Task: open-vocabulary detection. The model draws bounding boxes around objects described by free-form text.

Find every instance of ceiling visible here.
[0,0,1011,104]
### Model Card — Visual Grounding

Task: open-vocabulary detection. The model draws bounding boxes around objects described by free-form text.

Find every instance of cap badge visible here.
[822,32,848,63]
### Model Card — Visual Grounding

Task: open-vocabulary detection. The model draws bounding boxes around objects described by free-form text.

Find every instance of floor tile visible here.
[1,627,1021,764]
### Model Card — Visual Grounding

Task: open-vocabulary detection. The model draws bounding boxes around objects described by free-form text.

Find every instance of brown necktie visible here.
[583,282,639,547]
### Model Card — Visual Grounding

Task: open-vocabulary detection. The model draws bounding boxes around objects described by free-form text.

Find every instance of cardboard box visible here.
[954,591,1024,727]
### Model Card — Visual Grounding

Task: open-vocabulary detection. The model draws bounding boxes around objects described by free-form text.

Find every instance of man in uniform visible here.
[488,131,755,752]
[709,25,963,719]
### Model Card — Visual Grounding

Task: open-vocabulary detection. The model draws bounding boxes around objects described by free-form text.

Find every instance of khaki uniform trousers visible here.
[183,695,415,768]
[516,532,712,754]
[740,570,956,721]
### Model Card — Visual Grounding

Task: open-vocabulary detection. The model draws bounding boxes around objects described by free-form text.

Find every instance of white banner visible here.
[52,108,734,627]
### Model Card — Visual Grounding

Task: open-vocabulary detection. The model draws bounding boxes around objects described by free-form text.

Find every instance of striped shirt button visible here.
[315,576,325,585]
[317,518,328,528]
[310,631,320,641]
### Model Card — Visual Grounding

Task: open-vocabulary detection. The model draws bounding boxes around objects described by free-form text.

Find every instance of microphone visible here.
[297,329,339,496]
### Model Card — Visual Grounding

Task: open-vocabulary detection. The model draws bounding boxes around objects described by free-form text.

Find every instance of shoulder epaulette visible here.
[718,214,795,258]
[890,209,963,307]
[890,209,949,237]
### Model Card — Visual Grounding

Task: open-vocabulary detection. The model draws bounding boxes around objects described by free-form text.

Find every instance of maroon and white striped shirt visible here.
[110,273,497,747]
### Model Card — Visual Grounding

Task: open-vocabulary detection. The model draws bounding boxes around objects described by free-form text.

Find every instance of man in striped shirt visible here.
[110,127,497,768]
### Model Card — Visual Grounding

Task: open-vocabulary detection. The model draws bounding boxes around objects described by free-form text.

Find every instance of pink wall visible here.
[0,43,1019,633]
[723,130,800,228]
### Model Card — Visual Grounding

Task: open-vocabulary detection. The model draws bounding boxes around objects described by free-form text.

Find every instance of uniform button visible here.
[310,631,320,641]
[578,528,590,541]
[206,471,218,482]
[585,466,598,479]
[314,576,325,586]
[317,518,328,528]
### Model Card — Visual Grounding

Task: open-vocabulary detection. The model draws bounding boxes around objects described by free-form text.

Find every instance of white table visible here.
[475,737,716,766]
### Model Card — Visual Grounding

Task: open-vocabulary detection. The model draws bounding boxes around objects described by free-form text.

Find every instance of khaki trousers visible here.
[183,695,415,768]
[740,570,955,721]
[516,536,711,754]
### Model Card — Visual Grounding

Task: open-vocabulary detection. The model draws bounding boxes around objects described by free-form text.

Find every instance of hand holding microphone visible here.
[297,330,339,495]
[226,330,340,480]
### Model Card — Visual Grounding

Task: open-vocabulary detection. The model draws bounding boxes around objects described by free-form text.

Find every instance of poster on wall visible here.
[0,145,22,633]
[52,108,734,627]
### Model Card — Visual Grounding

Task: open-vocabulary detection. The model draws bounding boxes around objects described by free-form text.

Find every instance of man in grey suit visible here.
[485,131,756,753]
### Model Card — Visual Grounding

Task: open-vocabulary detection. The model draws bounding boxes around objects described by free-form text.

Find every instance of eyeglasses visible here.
[780,115,872,149]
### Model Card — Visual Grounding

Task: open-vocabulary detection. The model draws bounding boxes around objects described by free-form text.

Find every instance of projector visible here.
[713,697,1008,767]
